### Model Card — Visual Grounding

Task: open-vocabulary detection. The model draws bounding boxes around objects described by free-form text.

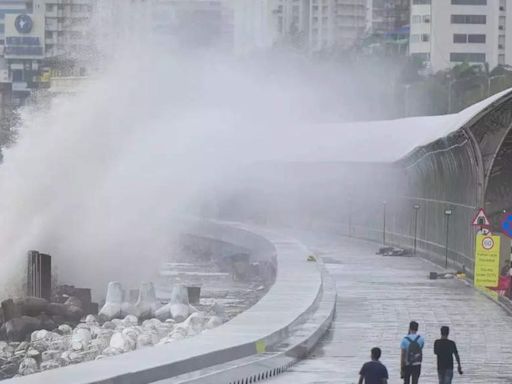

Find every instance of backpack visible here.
[406,335,423,365]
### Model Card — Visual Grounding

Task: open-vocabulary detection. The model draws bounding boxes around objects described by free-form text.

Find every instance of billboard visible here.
[4,13,45,59]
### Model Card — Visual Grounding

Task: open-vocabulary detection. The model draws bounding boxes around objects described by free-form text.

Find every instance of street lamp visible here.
[488,74,506,96]
[413,204,421,255]
[447,75,454,114]
[348,196,353,238]
[404,84,411,117]
[383,201,387,245]
[444,208,453,269]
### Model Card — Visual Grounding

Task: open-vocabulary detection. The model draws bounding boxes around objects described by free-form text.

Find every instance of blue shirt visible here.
[359,361,388,384]
[401,334,425,365]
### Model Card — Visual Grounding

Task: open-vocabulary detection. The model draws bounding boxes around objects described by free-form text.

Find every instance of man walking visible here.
[400,321,424,384]
[358,347,388,384]
[434,326,462,384]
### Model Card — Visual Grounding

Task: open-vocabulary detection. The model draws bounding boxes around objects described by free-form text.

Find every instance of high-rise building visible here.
[0,0,95,104]
[151,0,234,49]
[369,0,410,35]
[44,0,95,60]
[234,0,367,54]
[410,0,512,72]
[302,0,367,51]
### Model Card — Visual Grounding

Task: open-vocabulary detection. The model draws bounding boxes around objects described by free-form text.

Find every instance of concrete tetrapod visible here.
[135,282,160,320]
[98,282,123,322]
[154,285,192,322]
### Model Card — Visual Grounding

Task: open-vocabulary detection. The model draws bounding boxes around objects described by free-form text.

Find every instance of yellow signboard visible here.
[474,234,500,289]
[255,339,266,353]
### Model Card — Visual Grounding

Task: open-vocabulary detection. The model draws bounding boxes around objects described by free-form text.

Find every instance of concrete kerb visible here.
[6,221,333,384]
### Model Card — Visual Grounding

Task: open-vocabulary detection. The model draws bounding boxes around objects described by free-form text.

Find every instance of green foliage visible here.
[400,62,512,115]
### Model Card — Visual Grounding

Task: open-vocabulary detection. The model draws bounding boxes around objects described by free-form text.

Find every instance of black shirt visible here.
[359,361,388,384]
[434,339,459,370]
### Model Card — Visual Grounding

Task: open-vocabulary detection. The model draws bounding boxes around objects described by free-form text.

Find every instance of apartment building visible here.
[0,0,95,104]
[44,0,95,60]
[369,0,410,35]
[308,0,367,51]
[150,0,234,49]
[410,0,512,72]
[234,0,367,54]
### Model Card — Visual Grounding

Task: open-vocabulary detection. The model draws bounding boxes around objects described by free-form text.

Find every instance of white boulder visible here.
[71,328,91,351]
[206,316,223,329]
[18,358,38,376]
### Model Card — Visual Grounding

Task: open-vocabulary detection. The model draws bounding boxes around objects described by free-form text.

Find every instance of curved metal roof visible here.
[278,88,512,164]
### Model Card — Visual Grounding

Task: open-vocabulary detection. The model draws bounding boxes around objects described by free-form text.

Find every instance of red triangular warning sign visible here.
[472,208,491,226]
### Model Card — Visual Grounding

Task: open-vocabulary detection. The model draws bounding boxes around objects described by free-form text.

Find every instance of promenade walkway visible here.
[266,233,512,384]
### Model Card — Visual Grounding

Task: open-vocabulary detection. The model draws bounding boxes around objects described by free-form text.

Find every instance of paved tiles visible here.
[265,235,512,384]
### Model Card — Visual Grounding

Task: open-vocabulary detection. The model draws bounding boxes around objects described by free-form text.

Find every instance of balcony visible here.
[49,76,92,94]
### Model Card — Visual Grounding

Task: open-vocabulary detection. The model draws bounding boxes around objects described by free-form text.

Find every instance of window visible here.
[12,70,23,82]
[450,52,486,62]
[423,15,431,23]
[468,34,486,43]
[421,34,430,42]
[411,52,430,62]
[455,34,486,43]
[453,34,467,43]
[412,15,422,23]
[499,54,505,65]
[451,14,486,24]
[410,34,420,43]
[413,0,431,4]
[499,16,506,30]
[451,0,486,4]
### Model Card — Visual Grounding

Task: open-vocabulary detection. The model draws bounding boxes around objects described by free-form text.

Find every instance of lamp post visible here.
[348,196,352,237]
[413,204,421,255]
[383,201,387,245]
[444,209,453,269]
[447,75,453,114]
[488,74,506,96]
[404,84,411,117]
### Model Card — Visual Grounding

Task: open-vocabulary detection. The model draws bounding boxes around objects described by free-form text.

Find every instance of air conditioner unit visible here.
[499,25,505,30]
[499,44,505,49]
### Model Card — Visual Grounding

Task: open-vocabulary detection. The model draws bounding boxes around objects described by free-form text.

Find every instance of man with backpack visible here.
[400,321,425,384]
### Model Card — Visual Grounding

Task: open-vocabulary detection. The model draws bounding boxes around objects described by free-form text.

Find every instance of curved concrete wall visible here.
[8,220,329,384]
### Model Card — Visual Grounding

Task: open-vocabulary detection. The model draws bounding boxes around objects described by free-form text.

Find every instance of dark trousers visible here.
[438,369,454,384]
[404,365,421,384]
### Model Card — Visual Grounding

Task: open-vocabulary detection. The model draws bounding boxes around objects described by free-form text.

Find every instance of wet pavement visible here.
[265,234,512,384]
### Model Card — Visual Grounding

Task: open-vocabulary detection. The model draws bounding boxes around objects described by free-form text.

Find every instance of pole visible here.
[404,84,410,117]
[445,214,450,269]
[383,202,387,245]
[348,198,352,237]
[448,80,453,114]
[413,207,419,255]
